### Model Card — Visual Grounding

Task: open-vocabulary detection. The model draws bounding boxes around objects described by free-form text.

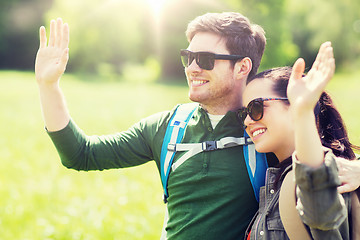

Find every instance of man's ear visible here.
[234,57,252,79]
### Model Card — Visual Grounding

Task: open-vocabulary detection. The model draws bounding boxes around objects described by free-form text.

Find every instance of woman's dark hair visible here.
[247,66,358,159]
[247,67,359,188]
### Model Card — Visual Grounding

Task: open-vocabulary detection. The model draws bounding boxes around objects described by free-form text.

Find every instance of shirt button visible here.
[207,127,212,132]
[270,189,275,194]
[203,163,208,168]
[260,231,264,236]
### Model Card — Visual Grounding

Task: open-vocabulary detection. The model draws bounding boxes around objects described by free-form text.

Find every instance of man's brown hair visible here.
[186,12,266,78]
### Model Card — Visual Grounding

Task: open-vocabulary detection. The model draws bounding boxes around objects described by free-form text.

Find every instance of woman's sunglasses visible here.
[180,49,245,70]
[240,98,289,121]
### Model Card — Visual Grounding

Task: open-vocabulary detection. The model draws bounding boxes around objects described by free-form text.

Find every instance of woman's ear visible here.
[234,57,252,79]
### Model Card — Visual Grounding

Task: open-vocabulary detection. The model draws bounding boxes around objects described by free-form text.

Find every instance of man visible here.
[35,12,265,239]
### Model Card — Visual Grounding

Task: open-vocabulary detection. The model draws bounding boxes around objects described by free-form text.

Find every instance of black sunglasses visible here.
[180,49,245,70]
[240,98,289,121]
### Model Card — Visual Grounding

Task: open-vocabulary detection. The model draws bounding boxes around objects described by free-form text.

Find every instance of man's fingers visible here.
[61,23,69,50]
[39,26,47,49]
[48,19,56,47]
[338,183,357,194]
[42,18,68,50]
[59,48,69,73]
[337,184,348,194]
[55,18,63,48]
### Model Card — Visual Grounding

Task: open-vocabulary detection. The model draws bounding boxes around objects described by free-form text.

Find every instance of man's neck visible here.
[200,103,241,115]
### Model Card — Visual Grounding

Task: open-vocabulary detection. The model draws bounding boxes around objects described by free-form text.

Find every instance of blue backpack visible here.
[160,103,268,203]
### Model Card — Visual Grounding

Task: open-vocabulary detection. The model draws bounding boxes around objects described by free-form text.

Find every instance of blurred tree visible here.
[224,0,299,71]
[1,0,358,78]
[45,0,147,75]
[0,0,53,70]
[38,0,221,80]
[45,0,232,80]
[287,0,360,70]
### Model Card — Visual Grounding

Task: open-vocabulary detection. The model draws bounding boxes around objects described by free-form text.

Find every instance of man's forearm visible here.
[38,82,70,132]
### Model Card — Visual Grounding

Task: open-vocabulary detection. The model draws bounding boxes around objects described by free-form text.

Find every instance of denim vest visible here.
[245,151,352,240]
[245,166,291,240]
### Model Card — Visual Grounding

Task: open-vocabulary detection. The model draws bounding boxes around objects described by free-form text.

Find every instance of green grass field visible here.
[0,70,359,239]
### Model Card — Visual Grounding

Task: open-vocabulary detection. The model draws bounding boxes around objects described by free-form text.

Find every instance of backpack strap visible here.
[160,104,268,203]
[279,170,312,240]
[351,190,360,240]
[243,131,268,202]
[160,103,198,203]
[171,136,253,171]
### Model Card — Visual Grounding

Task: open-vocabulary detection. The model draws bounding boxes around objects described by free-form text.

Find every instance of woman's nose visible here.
[243,114,254,128]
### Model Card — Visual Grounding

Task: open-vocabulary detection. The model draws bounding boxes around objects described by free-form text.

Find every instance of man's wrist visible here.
[37,81,61,92]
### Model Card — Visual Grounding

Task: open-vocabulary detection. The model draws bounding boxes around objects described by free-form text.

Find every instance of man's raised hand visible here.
[35,18,69,85]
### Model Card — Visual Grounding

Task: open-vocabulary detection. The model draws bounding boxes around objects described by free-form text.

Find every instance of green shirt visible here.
[48,105,258,239]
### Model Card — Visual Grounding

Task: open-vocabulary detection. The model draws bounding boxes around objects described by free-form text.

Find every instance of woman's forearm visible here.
[292,108,324,168]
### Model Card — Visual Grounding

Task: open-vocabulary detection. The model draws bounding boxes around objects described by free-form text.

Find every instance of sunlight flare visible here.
[146,0,166,16]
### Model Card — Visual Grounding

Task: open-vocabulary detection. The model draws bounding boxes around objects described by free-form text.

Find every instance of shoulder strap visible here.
[160,105,268,204]
[280,170,360,239]
[171,136,252,171]
[243,131,268,202]
[160,103,198,203]
[279,170,312,240]
[351,190,360,240]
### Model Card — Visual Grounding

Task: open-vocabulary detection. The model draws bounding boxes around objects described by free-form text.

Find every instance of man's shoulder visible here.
[138,104,193,129]
[147,103,200,122]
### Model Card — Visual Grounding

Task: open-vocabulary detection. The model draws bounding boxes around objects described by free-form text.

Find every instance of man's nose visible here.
[186,58,202,72]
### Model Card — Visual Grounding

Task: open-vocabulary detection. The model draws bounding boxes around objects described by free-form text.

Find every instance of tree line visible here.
[0,0,359,81]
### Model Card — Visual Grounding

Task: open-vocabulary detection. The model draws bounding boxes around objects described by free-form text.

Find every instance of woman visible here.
[243,42,359,239]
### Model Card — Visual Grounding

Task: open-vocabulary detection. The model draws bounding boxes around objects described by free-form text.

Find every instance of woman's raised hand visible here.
[287,42,335,114]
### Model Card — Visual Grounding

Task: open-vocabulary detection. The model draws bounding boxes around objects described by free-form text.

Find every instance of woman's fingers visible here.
[290,58,305,81]
[312,41,331,71]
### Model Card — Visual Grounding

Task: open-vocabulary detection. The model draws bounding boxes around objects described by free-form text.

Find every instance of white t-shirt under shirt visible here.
[207,113,225,129]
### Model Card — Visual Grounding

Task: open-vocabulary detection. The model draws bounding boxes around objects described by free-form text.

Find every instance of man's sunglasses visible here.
[180,49,245,70]
[240,98,289,121]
